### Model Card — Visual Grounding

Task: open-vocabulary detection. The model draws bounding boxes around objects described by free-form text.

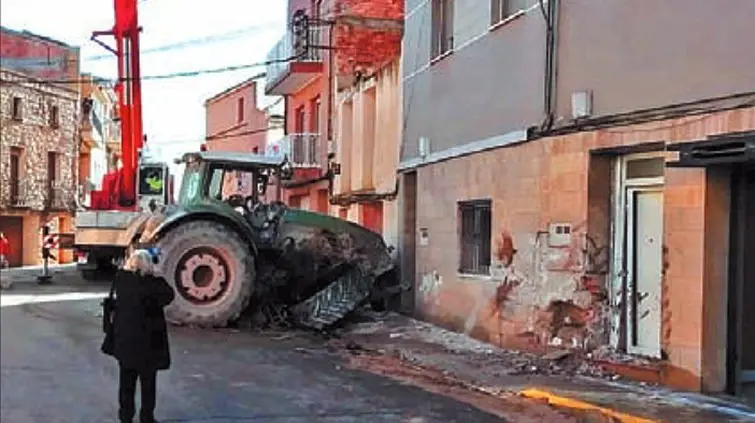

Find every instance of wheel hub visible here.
[178,252,227,301]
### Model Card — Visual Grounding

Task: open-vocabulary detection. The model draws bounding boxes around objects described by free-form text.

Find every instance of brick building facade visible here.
[0,69,79,267]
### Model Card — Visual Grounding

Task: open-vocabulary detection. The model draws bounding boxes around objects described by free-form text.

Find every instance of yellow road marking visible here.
[519,388,661,423]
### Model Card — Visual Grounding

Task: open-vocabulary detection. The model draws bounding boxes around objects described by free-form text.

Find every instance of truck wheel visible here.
[156,220,255,327]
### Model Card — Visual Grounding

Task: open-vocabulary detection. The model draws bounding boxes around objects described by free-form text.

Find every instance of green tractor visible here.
[132,151,397,329]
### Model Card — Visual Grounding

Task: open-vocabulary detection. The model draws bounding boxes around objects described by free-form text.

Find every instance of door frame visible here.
[610,152,666,352]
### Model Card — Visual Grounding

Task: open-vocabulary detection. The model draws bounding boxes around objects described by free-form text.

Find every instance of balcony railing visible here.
[266,133,320,167]
[8,181,28,207]
[266,26,325,87]
[47,181,72,210]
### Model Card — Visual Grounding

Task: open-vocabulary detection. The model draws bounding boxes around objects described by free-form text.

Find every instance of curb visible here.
[519,388,660,423]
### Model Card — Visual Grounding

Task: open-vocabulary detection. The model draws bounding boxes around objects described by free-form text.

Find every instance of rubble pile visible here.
[341,311,625,381]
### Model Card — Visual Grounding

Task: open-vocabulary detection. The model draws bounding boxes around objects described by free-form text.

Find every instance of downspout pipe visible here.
[539,0,559,132]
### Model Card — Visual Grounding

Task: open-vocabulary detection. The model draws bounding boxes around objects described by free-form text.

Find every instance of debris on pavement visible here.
[337,310,619,380]
[327,310,755,423]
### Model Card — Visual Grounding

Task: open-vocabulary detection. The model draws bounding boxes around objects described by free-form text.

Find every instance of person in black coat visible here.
[108,249,175,423]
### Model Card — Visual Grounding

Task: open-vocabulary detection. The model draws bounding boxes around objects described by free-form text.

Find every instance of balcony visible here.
[46,181,72,211]
[266,133,321,168]
[7,180,29,208]
[265,26,325,96]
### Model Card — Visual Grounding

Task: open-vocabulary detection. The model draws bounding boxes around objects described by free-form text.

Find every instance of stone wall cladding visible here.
[0,69,79,212]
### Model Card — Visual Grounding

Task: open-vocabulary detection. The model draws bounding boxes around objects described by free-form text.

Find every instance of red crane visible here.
[90,0,144,210]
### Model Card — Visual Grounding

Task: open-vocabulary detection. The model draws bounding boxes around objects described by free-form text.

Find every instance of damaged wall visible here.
[412,106,755,391]
[323,0,404,77]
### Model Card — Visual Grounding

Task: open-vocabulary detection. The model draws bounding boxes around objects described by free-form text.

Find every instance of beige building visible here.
[331,59,402,250]
[0,69,79,266]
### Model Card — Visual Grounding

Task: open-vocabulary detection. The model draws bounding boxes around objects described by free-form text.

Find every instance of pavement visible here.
[1,267,604,423]
[338,312,755,423]
[3,265,754,423]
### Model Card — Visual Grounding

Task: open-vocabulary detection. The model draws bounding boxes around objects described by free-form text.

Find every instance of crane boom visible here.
[91,0,144,208]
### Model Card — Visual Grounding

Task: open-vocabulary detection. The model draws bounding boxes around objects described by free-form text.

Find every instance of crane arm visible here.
[91,0,144,208]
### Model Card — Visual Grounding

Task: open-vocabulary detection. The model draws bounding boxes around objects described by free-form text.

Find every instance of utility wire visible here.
[0,53,303,86]
[149,126,278,146]
[9,22,282,66]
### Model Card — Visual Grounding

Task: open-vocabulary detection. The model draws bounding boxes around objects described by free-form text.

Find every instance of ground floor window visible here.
[458,199,492,275]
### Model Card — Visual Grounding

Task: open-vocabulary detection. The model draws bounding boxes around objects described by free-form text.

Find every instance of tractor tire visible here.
[156,220,255,328]
[291,266,374,330]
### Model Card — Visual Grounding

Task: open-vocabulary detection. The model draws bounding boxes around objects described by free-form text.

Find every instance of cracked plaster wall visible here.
[411,106,755,386]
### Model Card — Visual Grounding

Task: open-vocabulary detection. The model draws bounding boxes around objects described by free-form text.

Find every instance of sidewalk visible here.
[0,264,81,289]
[337,311,755,423]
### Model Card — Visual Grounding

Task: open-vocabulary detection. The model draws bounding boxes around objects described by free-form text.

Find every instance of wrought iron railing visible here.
[8,180,28,207]
[265,26,325,86]
[47,181,72,210]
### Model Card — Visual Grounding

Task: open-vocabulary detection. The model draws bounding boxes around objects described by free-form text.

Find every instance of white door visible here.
[626,188,664,358]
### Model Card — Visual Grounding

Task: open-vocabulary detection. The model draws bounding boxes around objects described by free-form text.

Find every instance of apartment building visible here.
[0,29,80,267]
[264,0,404,225]
[399,0,755,398]
[264,0,331,213]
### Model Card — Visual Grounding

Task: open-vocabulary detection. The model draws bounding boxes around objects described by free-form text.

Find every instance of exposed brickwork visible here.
[329,0,404,77]
[0,69,78,212]
[0,26,80,87]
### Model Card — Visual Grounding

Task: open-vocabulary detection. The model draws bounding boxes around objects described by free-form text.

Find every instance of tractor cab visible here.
[176,151,293,212]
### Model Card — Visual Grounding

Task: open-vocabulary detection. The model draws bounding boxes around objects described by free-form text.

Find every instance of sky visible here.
[0,0,286,179]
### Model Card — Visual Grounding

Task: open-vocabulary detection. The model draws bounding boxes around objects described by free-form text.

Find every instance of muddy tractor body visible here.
[133,151,396,329]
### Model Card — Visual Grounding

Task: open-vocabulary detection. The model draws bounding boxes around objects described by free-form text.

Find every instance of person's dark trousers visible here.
[118,366,158,423]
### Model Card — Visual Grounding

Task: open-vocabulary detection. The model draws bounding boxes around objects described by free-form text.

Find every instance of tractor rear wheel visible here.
[156,220,255,327]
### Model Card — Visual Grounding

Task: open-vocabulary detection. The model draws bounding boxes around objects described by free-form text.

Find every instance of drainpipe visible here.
[325,16,336,199]
[539,0,559,132]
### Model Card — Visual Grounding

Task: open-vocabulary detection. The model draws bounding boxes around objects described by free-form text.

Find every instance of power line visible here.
[8,21,282,66]
[1,17,284,69]
[151,126,277,146]
[0,53,302,86]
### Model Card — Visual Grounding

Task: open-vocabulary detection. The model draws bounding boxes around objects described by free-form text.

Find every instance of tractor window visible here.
[138,166,165,195]
[208,167,225,200]
[179,166,201,205]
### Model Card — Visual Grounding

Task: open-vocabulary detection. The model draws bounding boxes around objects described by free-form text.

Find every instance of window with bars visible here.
[458,199,492,275]
[431,0,454,59]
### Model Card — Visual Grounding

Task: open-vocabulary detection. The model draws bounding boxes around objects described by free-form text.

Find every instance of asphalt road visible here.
[0,283,509,423]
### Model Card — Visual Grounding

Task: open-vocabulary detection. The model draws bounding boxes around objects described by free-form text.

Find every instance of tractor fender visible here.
[147,210,259,257]
[120,213,152,247]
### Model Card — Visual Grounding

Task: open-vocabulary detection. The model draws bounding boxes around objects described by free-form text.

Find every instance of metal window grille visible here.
[458,200,492,274]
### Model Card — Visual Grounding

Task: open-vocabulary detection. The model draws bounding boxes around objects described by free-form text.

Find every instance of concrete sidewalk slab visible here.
[339,311,755,423]
[1,264,81,289]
